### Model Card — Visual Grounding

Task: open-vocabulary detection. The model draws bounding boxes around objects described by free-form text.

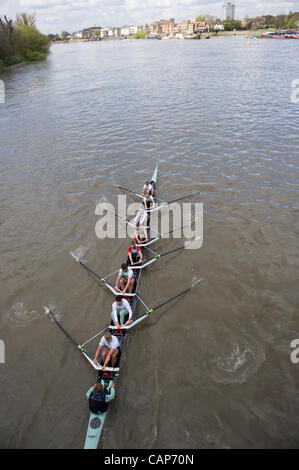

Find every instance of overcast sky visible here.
[1,0,299,34]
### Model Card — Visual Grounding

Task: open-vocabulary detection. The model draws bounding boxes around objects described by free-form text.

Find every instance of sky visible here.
[1,0,299,34]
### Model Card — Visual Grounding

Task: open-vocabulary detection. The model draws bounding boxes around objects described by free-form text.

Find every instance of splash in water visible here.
[70,246,88,263]
[3,303,40,328]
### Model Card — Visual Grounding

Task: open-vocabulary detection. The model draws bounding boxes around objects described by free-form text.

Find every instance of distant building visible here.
[214,22,224,31]
[150,18,175,35]
[138,24,150,33]
[241,17,251,29]
[100,28,109,38]
[120,26,130,36]
[223,2,236,20]
[180,20,189,33]
[162,18,175,34]
[73,31,83,39]
[196,22,209,32]
[129,25,138,35]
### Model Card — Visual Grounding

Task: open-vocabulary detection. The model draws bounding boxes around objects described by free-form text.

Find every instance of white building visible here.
[121,26,130,36]
[100,28,109,38]
[129,25,138,35]
[214,23,224,30]
[223,2,236,20]
[73,31,83,39]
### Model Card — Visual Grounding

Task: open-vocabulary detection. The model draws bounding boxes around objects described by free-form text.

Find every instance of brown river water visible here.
[0,37,299,449]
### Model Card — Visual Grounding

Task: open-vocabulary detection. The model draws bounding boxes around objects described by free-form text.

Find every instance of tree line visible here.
[224,12,299,31]
[0,13,50,72]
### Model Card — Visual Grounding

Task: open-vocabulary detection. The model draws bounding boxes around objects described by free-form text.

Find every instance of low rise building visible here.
[138,24,150,33]
[100,28,109,38]
[214,22,224,31]
[196,22,209,32]
[129,25,138,35]
[120,25,130,36]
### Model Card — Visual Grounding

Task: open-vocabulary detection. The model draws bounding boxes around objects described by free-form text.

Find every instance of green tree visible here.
[48,33,59,41]
[61,31,70,40]
[0,16,14,64]
[14,25,49,60]
[275,15,288,29]
[15,12,36,27]
[286,17,297,29]
[196,16,205,22]
[134,30,146,39]
[224,20,242,31]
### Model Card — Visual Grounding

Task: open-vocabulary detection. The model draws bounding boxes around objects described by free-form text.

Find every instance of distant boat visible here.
[146,35,161,39]
[184,33,201,40]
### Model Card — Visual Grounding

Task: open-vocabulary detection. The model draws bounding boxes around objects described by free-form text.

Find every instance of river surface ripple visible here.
[0,38,298,448]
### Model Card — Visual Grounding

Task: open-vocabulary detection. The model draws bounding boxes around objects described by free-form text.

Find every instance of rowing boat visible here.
[46,165,203,449]
[83,165,159,449]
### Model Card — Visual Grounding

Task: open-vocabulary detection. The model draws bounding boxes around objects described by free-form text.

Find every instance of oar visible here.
[149,278,204,313]
[96,205,136,228]
[147,238,200,262]
[44,307,86,353]
[166,190,201,205]
[70,252,106,282]
[127,278,205,327]
[116,185,143,200]
[45,308,109,372]
[116,184,166,204]
[70,252,137,296]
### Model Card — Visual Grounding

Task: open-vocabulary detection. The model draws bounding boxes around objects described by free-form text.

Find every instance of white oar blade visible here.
[70,251,80,263]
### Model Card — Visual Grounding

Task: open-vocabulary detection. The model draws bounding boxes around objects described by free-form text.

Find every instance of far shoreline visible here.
[50,28,280,45]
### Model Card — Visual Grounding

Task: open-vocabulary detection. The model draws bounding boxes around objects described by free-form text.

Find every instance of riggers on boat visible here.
[83,165,158,449]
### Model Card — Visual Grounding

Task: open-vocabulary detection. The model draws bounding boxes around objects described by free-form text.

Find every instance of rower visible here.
[127,240,143,266]
[111,295,133,328]
[86,381,115,414]
[115,263,135,293]
[133,209,149,244]
[143,190,155,211]
[94,332,119,371]
[141,180,154,197]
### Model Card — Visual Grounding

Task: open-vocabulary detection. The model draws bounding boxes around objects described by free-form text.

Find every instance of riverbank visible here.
[211,28,274,37]
[54,29,276,43]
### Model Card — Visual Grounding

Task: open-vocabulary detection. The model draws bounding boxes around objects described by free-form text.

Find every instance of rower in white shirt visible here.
[141,181,154,196]
[143,190,155,211]
[94,332,120,371]
[115,263,135,293]
[133,209,149,244]
[111,295,133,328]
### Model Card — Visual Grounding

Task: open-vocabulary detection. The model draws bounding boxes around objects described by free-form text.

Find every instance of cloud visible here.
[1,0,298,33]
